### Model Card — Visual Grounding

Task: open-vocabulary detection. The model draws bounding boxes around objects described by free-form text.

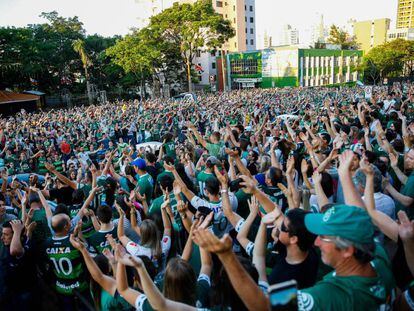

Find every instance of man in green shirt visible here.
[131,158,154,204]
[44,214,92,308]
[297,205,394,311]
[385,148,414,220]
[87,204,117,256]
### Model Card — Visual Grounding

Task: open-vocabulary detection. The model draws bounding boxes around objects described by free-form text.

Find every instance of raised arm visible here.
[236,197,258,254]
[45,163,77,190]
[70,235,117,295]
[9,220,25,257]
[240,174,281,215]
[193,229,270,311]
[164,163,195,201]
[389,153,407,185]
[252,221,268,284]
[360,160,398,242]
[122,254,196,311]
[337,150,365,208]
[188,122,207,148]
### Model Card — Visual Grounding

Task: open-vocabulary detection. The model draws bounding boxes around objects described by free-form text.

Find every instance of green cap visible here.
[304,205,374,245]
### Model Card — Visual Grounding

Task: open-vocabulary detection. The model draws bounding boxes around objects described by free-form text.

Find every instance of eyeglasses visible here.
[319,235,352,249]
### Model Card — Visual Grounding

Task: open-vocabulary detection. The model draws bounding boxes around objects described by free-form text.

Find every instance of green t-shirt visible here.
[87,226,118,255]
[164,141,176,159]
[37,156,48,175]
[44,235,89,295]
[149,193,182,232]
[206,142,223,157]
[396,171,414,220]
[136,173,154,204]
[196,170,214,198]
[298,245,394,311]
[99,290,131,311]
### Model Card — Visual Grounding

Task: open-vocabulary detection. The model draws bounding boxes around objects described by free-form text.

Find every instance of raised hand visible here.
[239,174,258,194]
[247,196,259,215]
[359,158,374,176]
[70,234,86,251]
[10,219,24,234]
[397,210,414,243]
[192,229,233,254]
[214,165,228,186]
[301,159,309,175]
[312,171,322,184]
[286,156,295,175]
[102,248,117,265]
[338,150,355,175]
[389,152,399,168]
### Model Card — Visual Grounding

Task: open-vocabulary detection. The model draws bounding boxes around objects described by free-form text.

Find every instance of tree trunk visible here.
[85,67,93,105]
[186,60,192,93]
[140,70,145,101]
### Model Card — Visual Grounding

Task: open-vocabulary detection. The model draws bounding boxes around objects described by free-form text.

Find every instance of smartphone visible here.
[268,280,298,311]
[86,159,93,167]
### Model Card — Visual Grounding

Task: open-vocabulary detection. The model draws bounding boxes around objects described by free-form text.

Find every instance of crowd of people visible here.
[0,83,414,311]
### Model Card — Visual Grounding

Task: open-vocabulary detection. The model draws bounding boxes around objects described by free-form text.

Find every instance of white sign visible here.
[136,142,162,151]
[364,86,373,99]
[233,78,262,83]
[276,114,299,120]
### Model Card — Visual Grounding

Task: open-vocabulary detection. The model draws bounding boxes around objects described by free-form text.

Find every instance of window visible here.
[245,5,247,10]
[245,28,247,33]
[249,5,253,11]
[212,62,216,69]
[198,76,203,82]
[225,2,227,5]
[233,18,236,23]
[230,58,259,75]
[250,17,254,23]
[246,39,248,44]
[250,28,254,34]
[233,5,235,11]
[216,1,223,7]
[245,16,247,22]
[234,42,237,48]
[196,50,201,57]
[250,39,254,45]
[225,14,227,18]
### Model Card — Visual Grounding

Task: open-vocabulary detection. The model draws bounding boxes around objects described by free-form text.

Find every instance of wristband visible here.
[220,189,228,194]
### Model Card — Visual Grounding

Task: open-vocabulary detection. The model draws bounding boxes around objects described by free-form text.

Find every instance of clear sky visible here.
[0,0,398,46]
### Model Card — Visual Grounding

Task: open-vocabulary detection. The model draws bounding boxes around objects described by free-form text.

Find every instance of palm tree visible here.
[72,39,93,105]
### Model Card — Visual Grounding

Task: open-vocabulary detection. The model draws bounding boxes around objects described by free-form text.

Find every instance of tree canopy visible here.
[327,25,359,50]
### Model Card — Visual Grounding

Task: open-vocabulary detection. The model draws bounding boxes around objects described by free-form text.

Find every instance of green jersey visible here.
[297,245,394,311]
[149,193,182,231]
[69,205,95,238]
[45,235,89,295]
[87,226,117,255]
[136,173,154,203]
[196,170,214,198]
[206,142,223,157]
[37,156,47,175]
[164,142,176,159]
[396,171,414,220]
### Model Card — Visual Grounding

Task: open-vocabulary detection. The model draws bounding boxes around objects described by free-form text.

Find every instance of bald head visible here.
[51,213,70,234]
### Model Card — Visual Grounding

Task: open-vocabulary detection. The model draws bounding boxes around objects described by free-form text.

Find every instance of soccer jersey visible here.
[87,226,117,255]
[136,173,154,203]
[44,235,89,295]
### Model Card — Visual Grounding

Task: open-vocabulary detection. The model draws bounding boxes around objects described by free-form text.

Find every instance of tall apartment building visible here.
[180,0,256,88]
[352,18,390,52]
[263,31,273,48]
[397,0,414,29]
[278,24,299,46]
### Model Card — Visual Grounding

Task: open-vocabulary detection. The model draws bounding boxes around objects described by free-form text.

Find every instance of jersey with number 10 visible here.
[45,236,89,295]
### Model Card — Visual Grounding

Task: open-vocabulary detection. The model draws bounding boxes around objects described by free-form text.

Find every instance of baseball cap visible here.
[131,158,146,170]
[206,156,220,165]
[304,205,374,246]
